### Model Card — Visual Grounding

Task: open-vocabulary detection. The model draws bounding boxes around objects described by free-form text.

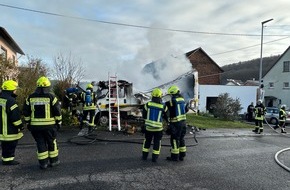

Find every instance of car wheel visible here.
[98,115,109,126]
[270,118,278,125]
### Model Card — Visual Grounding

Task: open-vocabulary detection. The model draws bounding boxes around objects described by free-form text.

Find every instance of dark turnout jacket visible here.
[23,87,62,128]
[0,91,23,141]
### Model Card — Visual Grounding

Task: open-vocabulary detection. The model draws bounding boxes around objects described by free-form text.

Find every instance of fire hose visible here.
[68,125,199,147]
[264,118,290,172]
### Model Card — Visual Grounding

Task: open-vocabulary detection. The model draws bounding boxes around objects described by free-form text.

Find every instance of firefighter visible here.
[166,85,188,161]
[279,105,287,133]
[0,80,23,165]
[142,88,168,162]
[64,86,79,116]
[80,83,96,133]
[247,102,254,122]
[23,76,62,169]
[252,99,265,134]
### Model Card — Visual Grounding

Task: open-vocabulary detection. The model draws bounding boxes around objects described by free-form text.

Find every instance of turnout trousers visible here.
[169,121,187,160]
[81,109,96,129]
[254,119,263,133]
[1,140,18,163]
[142,130,163,161]
[31,126,59,166]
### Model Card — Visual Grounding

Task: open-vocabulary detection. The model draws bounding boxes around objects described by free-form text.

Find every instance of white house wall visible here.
[263,50,290,108]
[199,85,258,114]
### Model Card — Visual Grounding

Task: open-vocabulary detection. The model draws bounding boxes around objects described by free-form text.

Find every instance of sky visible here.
[1,0,290,91]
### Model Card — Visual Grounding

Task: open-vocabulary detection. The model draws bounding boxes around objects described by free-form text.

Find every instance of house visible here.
[185,47,224,84]
[262,46,290,108]
[143,47,224,85]
[0,26,25,81]
[0,27,24,63]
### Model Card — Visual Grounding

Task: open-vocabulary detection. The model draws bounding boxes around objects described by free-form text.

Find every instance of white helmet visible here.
[281,104,286,109]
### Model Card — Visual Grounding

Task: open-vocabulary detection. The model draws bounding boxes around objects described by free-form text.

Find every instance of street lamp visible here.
[259,18,273,88]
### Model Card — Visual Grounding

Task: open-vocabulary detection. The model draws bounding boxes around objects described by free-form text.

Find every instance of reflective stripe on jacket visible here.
[81,91,96,110]
[0,91,23,141]
[23,89,62,127]
[254,105,265,120]
[167,96,186,122]
[144,101,168,132]
[279,109,287,122]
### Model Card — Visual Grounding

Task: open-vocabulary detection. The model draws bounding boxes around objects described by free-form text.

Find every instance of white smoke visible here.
[117,23,192,92]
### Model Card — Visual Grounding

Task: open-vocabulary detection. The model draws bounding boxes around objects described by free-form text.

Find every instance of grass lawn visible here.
[186,113,253,129]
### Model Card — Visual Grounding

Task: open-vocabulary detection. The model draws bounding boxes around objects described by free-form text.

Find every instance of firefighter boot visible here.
[152,154,158,162]
[259,128,263,134]
[49,157,60,167]
[252,127,258,133]
[39,159,49,170]
[142,152,148,160]
[179,152,186,161]
[281,128,287,133]
[166,154,178,161]
[2,160,20,165]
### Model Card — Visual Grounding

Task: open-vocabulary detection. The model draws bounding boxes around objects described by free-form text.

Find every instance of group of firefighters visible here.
[0,77,188,169]
[247,100,287,134]
[0,77,62,169]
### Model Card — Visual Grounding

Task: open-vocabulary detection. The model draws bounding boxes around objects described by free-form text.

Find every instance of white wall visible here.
[199,85,258,114]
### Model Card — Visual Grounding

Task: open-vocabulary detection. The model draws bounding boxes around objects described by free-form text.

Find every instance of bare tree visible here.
[17,56,49,108]
[51,51,85,105]
[52,51,85,84]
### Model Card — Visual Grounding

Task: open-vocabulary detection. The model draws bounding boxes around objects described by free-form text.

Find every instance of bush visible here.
[212,93,242,121]
[61,109,80,128]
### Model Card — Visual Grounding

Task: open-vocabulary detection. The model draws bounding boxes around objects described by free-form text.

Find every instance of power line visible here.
[0,3,289,37]
[211,36,290,56]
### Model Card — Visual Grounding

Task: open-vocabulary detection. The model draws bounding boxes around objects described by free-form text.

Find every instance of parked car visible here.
[265,107,279,125]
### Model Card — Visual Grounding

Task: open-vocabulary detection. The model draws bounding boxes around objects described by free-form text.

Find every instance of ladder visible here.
[108,74,121,131]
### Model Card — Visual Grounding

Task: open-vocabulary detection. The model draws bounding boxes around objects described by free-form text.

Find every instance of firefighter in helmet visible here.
[279,104,287,133]
[80,83,96,133]
[166,85,188,161]
[142,88,168,162]
[23,76,62,169]
[252,99,265,134]
[0,80,23,165]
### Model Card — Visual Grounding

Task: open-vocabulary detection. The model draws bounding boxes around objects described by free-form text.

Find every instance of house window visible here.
[283,82,290,89]
[0,46,7,61]
[283,61,290,72]
[269,82,274,88]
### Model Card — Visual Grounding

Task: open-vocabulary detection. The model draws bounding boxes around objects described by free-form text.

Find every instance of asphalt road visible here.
[1,127,290,190]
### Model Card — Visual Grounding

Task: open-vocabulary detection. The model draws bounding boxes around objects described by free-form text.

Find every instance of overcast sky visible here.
[1,0,290,90]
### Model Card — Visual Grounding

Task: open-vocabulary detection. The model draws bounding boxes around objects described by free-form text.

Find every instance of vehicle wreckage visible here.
[71,69,198,130]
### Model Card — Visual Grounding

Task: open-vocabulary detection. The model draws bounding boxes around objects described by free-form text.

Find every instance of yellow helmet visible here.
[151,88,163,98]
[1,80,18,91]
[167,85,179,95]
[37,76,51,87]
[86,83,93,89]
